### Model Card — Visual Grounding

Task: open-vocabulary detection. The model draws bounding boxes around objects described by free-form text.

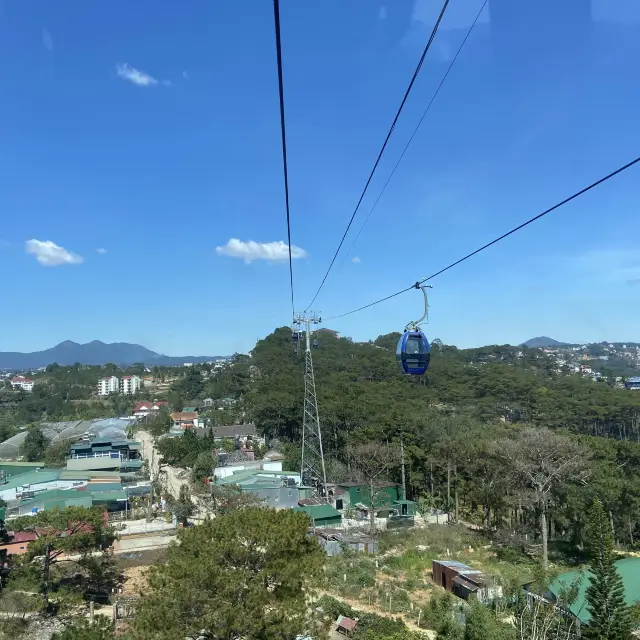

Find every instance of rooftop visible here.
[292,504,341,520]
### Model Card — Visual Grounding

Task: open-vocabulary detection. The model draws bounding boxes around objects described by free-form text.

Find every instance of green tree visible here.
[190,451,217,483]
[20,428,49,461]
[130,508,325,640]
[583,498,633,640]
[173,484,195,526]
[43,438,74,467]
[464,600,514,640]
[11,507,116,610]
[147,409,172,437]
[196,483,264,515]
[51,616,116,639]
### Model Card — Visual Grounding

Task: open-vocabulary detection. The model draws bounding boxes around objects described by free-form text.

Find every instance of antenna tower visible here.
[296,312,327,499]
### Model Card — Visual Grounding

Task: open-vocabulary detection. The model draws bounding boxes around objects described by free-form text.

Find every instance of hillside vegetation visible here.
[246,328,640,557]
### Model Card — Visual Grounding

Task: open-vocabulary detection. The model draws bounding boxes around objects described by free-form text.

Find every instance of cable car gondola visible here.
[396,283,433,376]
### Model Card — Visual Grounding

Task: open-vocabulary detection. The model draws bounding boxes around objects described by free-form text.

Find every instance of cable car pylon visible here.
[296,311,328,500]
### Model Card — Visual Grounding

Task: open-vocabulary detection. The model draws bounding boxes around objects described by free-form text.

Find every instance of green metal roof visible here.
[549,557,640,623]
[0,462,44,476]
[22,488,84,503]
[292,504,341,520]
[120,460,142,469]
[0,470,61,490]
[89,490,128,503]
[41,496,93,511]
[87,482,123,492]
[183,406,198,413]
[393,499,418,505]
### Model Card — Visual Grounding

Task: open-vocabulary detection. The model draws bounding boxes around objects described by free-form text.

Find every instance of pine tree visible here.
[584,498,633,640]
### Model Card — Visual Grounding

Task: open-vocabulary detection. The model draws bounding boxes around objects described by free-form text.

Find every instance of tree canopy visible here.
[130,508,325,640]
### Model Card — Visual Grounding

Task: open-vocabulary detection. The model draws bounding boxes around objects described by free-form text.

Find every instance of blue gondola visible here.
[396,282,433,376]
[396,331,431,375]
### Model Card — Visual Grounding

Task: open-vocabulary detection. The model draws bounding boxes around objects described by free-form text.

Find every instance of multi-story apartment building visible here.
[10,376,34,392]
[120,375,141,395]
[97,376,119,396]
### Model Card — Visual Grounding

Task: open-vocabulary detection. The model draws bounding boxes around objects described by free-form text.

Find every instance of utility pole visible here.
[296,312,327,500]
[146,447,154,522]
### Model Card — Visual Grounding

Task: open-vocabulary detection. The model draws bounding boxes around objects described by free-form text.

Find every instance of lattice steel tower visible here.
[296,312,327,499]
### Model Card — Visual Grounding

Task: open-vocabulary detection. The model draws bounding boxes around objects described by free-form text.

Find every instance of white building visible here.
[10,376,34,392]
[120,375,142,395]
[97,376,119,396]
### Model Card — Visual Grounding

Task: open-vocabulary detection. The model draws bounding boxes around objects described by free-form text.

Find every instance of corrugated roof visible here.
[0,470,62,490]
[42,495,93,511]
[89,490,128,502]
[292,504,341,520]
[21,487,82,502]
[87,482,123,492]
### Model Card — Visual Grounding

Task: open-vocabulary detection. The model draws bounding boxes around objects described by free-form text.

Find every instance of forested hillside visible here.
[246,328,640,556]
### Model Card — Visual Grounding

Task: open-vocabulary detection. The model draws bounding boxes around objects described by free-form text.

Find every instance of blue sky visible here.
[1,0,640,356]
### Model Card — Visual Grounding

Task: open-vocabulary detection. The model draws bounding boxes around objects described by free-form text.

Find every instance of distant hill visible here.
[0,340,223,370]
[522,336,569,348]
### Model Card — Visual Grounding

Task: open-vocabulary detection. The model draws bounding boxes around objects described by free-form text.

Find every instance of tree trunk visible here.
[430,461,434,497]
[446,462,451,523]
[369,480,376,536]
[609,509,616,543]
[43,543,52,611]
[541,508,549,570]
[454,464,459,522]
[483,502,490,533]
[628,517,634,546]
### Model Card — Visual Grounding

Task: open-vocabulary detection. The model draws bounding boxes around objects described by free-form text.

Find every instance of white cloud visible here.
[215,238,307,264]
[42,28,53,53]
[116,63,159,87]
[96,248,107,254]
[378,6,387,20]
[352,256,361,264]
[162,79,173,87]
[182,71,190,80]
[25,239,83,267]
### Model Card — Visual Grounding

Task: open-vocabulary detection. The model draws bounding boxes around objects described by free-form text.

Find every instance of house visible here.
[66,439,143,473]
[432,560,502,603]
[203,398,214,407]
[10,376,34,392]
[210,424,262,448]
[292,503,342,528]
[214,468,310,509]
[170,412,201,429]
[0,531,38,557]
[625,377,640,390]
[335,615,357,636]
[97,376,119,396]
[133,401,168,417]
[120,376,142,395]
[336,482,402,514]
[143,376,155,388]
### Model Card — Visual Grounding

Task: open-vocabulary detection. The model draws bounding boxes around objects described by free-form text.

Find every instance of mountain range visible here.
[0,341,223,370]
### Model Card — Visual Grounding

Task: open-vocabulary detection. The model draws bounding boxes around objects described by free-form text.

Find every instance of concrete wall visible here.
[67,457,121,471]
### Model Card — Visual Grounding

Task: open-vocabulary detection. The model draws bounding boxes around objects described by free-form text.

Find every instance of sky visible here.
[1,0,640,356]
